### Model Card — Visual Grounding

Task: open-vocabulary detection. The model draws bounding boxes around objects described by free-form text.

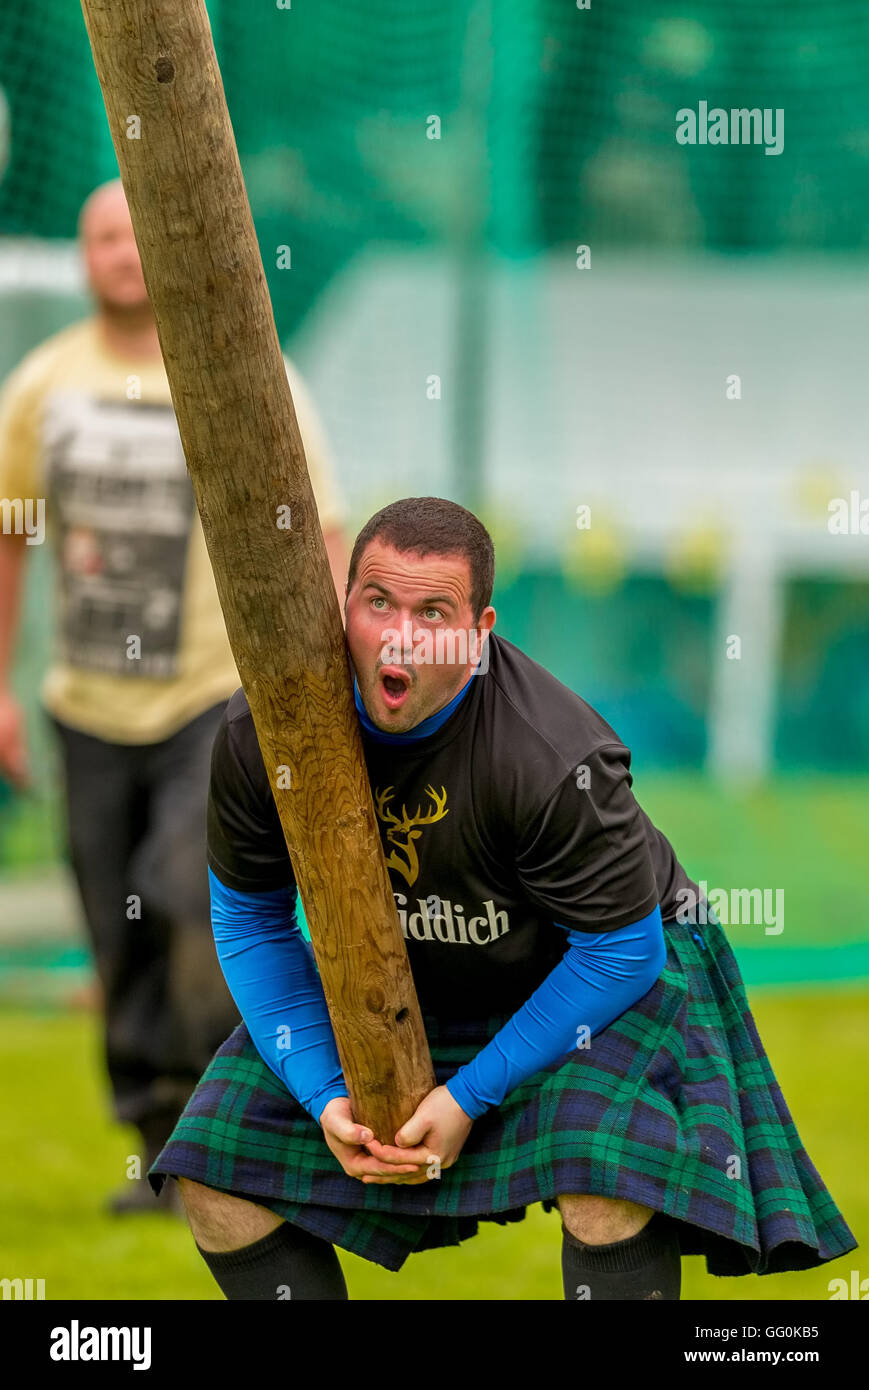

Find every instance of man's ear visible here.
[477,605,496,634]
[469,608,495,671]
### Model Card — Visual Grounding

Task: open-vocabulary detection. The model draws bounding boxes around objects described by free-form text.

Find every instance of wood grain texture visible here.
[80,0,436,1140]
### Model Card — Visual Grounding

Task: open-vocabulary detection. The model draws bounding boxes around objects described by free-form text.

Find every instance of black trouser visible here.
[51,702,240,1143]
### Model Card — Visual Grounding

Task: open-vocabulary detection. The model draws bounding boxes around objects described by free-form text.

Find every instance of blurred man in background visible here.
[0,179,349,1213]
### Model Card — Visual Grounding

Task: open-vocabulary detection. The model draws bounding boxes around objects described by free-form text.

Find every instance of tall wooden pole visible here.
[79,0,436,1141]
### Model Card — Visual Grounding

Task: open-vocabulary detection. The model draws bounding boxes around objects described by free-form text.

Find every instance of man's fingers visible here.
[362,1171,434,1185]
[364,1138,430,1166]
[394,1117,429,1147]
[346,1156,420,1178]
[327,1116,373,1147]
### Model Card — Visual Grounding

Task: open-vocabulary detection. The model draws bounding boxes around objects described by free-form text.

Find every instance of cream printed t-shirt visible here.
[0,318,345,743]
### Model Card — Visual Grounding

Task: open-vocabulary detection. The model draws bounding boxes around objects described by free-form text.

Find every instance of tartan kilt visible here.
[149,910,857,1276]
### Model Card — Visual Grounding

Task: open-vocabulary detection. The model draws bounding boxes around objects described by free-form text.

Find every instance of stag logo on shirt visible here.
[374,784,449,886]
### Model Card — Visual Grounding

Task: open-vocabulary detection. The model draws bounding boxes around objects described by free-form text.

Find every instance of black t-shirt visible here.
[207,632,700,1018]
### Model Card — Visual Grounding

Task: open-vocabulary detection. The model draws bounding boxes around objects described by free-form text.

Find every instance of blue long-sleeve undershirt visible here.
[445,905,665,1119]
[208,869,347,1125]
[209,867,666,1126]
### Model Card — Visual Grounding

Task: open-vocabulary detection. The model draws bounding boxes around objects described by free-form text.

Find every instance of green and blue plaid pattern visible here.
[150,911,857,1274]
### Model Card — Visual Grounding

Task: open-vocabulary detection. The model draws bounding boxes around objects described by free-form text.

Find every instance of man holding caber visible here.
[150,495,855,1298]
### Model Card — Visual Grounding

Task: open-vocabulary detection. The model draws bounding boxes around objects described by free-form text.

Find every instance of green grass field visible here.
[0,988,863,1301]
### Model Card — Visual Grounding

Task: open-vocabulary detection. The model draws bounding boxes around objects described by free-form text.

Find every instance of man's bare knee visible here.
[176,1177,283,1253]
[556,1192,654,1245]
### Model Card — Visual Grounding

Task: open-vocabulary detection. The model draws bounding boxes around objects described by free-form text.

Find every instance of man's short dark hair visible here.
[347,497,495,622]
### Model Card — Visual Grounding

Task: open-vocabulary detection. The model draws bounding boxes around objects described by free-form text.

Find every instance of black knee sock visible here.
[561,1211,681,1301]
[196,1221,348,1301]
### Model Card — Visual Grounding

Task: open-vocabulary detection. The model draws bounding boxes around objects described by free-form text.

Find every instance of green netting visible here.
[1,2,869,870]
[3,2,869,339]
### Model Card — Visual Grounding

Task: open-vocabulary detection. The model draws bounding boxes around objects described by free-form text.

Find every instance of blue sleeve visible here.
[445,905,667,1121]
[208,866,349,1125]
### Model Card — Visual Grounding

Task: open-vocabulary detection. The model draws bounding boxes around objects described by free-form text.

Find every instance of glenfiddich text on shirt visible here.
[394,893,509,945]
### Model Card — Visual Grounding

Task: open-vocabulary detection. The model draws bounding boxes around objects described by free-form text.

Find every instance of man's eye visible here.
[422,608,442,621]
[370,596,387,610]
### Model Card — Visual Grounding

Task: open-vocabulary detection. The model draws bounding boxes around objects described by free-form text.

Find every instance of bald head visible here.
[79,178,151,315]
[78,177,128,237]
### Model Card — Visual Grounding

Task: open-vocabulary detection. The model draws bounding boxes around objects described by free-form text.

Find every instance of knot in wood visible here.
[364,987,385,1013]
[154,56,175,83]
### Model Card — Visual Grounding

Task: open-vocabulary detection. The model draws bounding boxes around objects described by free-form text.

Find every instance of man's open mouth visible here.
[379,666,412,708]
